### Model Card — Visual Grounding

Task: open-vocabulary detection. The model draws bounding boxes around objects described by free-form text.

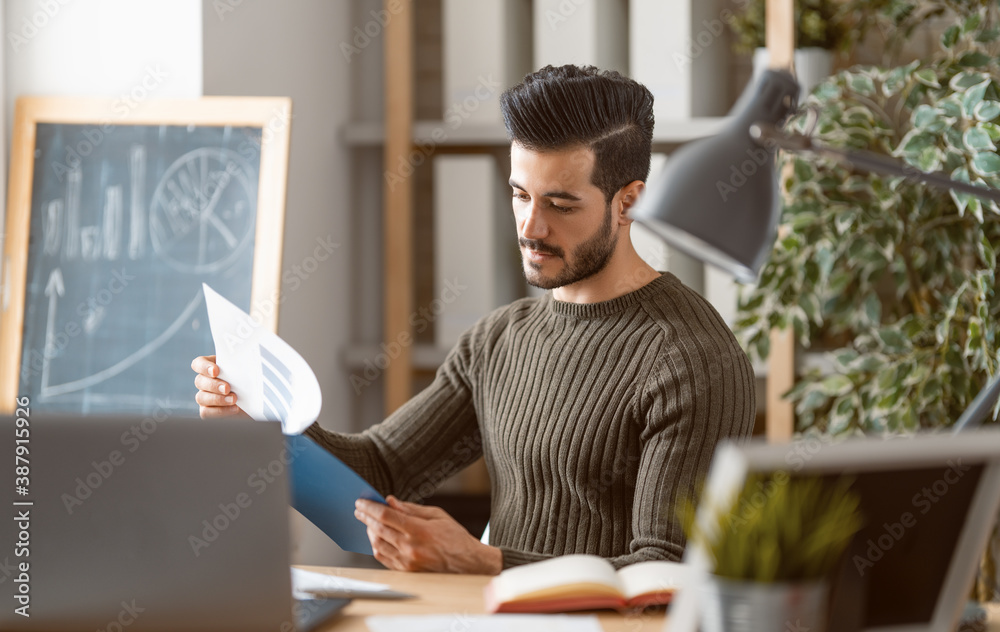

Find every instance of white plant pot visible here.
[701,576,828,632]
[752,47,835,101]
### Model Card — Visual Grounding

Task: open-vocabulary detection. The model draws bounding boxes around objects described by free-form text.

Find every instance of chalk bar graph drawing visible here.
[1,97,292,416]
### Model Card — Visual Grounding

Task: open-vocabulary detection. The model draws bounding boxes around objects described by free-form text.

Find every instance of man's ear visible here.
[616,180,646,224]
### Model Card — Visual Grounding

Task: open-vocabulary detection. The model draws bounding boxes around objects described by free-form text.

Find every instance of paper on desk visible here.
[290,567,391,600]
[365,615,603,632]
[203,284,321,435]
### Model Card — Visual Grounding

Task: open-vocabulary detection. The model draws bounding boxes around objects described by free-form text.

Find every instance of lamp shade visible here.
[631,70,800,283]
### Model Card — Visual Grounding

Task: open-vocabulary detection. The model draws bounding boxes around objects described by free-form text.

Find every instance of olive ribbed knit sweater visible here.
[306,272,756,569]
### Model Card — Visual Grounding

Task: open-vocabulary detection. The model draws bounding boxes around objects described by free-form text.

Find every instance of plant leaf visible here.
[915,68,941,88]
[959,52,991,68]
[951,71,989,91]
[981,121,1000,141]
[895,130,937,157]
[964,126,996,151]
[850,74,877,97]
[963,11,983,33]
[963,80,992,118]
[864,293,882,324]
[942,25,960,49]
[878,328,909,352]
[975,101,1000,122]
[913,104,944,131]
[821,374,853,397]
[972,152,1000,176]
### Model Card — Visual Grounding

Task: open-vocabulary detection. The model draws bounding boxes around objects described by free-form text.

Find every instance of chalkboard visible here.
[1,97,292,416]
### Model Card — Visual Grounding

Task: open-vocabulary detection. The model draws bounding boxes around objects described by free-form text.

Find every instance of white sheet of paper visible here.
[290,567,389,600]
[365,615,603,632]
[203,284,321,435]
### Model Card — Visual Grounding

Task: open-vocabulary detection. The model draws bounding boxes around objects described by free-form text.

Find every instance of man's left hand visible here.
[354,496,503,575]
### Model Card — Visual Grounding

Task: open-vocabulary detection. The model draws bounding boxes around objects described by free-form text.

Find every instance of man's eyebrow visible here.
[508,179,583,201]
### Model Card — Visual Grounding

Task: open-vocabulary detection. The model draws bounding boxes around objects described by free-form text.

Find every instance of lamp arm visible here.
[751,122,1000,205]
[952,372,1000,433]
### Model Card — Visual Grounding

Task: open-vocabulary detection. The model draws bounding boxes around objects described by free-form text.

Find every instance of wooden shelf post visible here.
[383,0,414,415]
[765,0,796,442]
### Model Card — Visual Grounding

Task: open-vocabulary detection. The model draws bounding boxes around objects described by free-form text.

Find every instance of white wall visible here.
[3,0,356,566]
[5,0,202,128]
[202,0,356,567]
[3,0,201,271]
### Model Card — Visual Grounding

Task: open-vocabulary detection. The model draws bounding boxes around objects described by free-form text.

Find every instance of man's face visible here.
[508,143,619,290]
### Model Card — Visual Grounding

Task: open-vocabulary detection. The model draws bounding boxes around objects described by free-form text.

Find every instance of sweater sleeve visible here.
[496,546,553,569]
[305,329,484,501]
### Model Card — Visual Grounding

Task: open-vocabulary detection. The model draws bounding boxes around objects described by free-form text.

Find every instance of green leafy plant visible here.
[855,0,998,63]
[727,0,865,56]
[681,474,862,582]
[736,5,1000,435]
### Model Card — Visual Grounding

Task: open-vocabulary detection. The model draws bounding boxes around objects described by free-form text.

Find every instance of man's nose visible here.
[520,203,547,240]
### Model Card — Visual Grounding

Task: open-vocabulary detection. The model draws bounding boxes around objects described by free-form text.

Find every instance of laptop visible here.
[669,427,1000,632]
[0,414,347,632]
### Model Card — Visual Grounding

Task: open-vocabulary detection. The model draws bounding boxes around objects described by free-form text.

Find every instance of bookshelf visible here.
[362,0,797,449]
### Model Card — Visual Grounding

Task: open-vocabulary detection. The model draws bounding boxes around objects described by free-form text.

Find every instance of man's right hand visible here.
[192,355,250,419]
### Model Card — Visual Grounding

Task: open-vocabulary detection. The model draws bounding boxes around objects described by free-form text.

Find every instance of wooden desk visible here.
[301,566,668,632]
[301,566,1000,632]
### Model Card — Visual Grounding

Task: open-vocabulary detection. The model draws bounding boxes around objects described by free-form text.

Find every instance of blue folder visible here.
[285,433,385,555]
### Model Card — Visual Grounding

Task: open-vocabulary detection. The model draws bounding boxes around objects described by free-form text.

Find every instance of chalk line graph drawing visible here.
[40,267,63,395]
[38,266,205,400]
[64,167,81,260]
[80,226,101,261]
[102,185,122,261]
[43,199,62,256]
[128,144,146,260]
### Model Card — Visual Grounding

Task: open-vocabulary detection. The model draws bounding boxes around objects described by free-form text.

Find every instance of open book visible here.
[484,554,689,613]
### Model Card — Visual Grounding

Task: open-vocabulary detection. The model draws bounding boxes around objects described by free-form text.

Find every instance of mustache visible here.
[519,238,563,257]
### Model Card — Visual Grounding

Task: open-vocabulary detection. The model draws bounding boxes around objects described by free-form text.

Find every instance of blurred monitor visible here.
[669,428,1000,632]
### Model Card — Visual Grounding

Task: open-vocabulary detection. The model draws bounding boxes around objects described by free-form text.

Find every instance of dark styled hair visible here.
[500,65,655,203]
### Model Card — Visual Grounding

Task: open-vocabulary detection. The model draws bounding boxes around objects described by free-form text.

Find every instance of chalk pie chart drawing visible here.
[150,147,257,275]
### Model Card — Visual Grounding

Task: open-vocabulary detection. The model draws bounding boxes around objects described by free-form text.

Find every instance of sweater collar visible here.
[545,272,676,318]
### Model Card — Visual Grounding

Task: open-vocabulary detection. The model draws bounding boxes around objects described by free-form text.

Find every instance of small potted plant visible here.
[726,0,865,95]
[682,473,863,632]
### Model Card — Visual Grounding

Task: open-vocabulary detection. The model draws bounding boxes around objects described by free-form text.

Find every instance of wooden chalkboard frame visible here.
[0,96,292,412]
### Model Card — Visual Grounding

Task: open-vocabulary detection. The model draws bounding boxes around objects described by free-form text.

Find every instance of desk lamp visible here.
[631,69,1000,431]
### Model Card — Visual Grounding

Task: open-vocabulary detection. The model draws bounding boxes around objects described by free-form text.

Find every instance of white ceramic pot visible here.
[752,47,835,101]
[700,576,828,632]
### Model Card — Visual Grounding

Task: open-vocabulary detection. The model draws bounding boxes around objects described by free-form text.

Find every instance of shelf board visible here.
[343,117,731,148]
[653,117,731,143]
[343,343,451,372]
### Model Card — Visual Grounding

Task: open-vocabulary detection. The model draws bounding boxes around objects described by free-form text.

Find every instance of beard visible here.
[519,203,618,290]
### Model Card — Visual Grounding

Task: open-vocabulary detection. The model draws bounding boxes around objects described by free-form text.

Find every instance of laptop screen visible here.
[1,414,298,632]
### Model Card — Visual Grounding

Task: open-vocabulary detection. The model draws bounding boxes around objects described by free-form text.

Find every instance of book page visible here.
[617,560,690,602]
[491,555,623,604]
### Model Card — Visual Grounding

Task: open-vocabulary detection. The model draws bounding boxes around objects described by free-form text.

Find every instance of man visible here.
[193,65,756,575]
